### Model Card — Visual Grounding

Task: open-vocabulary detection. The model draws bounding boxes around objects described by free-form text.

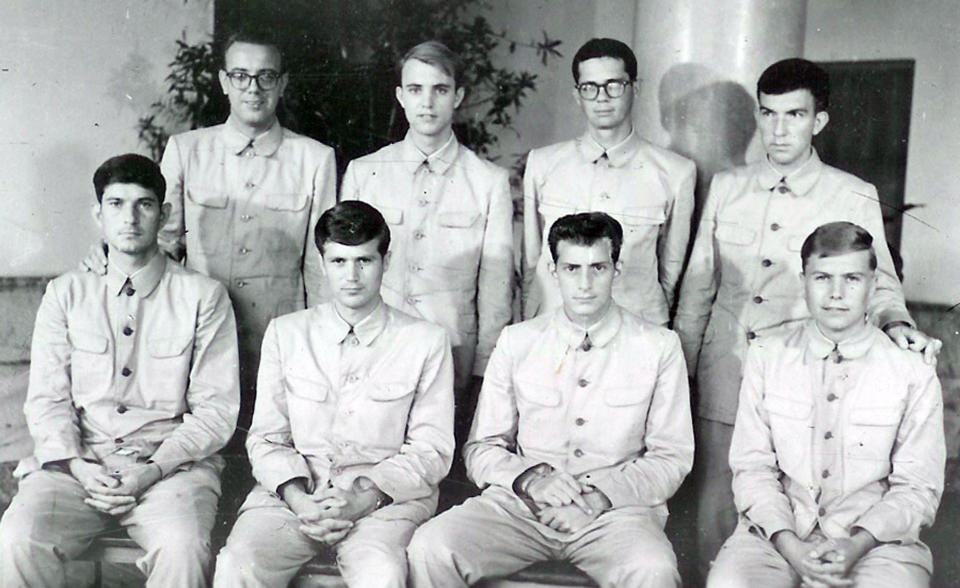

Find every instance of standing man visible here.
[0,154,239,587]
[708,222,943,588]
[86,29,336,436]
[408,213,693,588]
[674,58,941,574]
[214,201,454,587]
[522,38,695,324]
[339,40,513,438]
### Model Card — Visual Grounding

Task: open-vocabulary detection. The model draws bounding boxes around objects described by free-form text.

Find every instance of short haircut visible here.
[801,221,877,271]
[571,38,638,83]
[314,201,391,257]
[757,58,829,112]
[222,28,284,71]
[548,212,623,263]
[397,40,464,88]
[93,154,166,204]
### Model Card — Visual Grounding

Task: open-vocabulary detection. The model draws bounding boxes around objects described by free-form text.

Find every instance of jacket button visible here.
[822,469,830,479]
[575,418,585,426]
[818,507,827,516]
[413,230,425,240]
[770,223,781,231]
[578,378,589,388]
[753,296,763,304]
[114,437,124,444]
[116,404,128,414]
[573,449,584,457]
[746,331,757,341]
[824,431,833,439]
[121,367,132,377]
[122,326,133,336]
[826,393,838,402]
[125,287,136,296]
[761,259,772,267]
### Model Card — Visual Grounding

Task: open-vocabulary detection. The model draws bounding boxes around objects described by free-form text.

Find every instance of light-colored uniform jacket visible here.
[522,131,695,324]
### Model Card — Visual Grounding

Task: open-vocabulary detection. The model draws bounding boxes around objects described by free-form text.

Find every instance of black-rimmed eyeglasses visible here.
[576,79,633,101]
[223,70,282,91]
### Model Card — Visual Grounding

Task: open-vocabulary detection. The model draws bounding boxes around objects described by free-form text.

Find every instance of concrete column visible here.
[631,0,807,214]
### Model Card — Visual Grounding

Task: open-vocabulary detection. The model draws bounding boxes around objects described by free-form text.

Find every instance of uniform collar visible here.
[401,131,459,175]
[319,300,388,346]
[757,147,823,196]
[554,302,623,350]
[105,251,167,299]
[222,116,284,157]
[575,129,641,167]
[802,318,877,364]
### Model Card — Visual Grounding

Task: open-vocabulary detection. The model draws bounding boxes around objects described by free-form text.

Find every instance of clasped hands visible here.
[775,529,878,588]
[283,479,383,546]
[521,469,611,534]
[69,458,162,516]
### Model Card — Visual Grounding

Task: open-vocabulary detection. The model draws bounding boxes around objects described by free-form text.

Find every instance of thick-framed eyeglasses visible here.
[576,79,633,101]
[223,69,282,91]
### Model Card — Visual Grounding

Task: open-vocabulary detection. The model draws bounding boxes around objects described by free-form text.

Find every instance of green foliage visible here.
[138,0,561,170]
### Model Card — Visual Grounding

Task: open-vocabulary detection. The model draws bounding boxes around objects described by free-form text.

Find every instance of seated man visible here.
[708,222,945,588]
[0,154,239,587]
[213,201,454,588]
[408,212,693,588]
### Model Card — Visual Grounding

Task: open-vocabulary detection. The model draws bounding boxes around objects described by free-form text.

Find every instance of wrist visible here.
[850,527,879,556]
[353,476,390,512]
[279,478,309,507]
[513,463,553,498]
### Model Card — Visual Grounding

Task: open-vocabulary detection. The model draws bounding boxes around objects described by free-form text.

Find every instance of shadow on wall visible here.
[658,63,757,227]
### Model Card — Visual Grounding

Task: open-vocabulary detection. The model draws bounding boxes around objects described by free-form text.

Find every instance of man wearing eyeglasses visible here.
[521,38,695,325]
[84,29,337,439]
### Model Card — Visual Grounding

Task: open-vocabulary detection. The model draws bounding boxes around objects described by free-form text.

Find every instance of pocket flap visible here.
[715,223,757,246]
[763,394,813,419]
[850,406,902,426]
[186,187,228,209]
[148,333,194,358]
[622,206,666,226]
[438,211,480,228]
[516,381,561,407]
[70,330,108,353]
[604,386,647,406]
[284,373,329,401]
[368,382,414,401]
[379,206,404,225]
[265,192,309,212]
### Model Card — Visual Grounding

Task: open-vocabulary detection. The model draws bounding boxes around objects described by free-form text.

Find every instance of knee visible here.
[705,561,751,588]
[146,525,211,563]
[602,553,679,588]
[407,521,455,568]
[339,539,406,584]
[0,509,48,559]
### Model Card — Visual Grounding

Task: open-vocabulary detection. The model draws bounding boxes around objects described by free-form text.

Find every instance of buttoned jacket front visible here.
[465,305,693,517]
[675,151,913,424]
[19,253,240,478]
[731,321,943,565]
[159,117,336,362]
[521,132,695,324]
[246,301,454,522]
[339,133,514,379]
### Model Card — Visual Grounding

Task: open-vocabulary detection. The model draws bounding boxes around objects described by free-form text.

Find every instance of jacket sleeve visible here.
[246,320,314,492]
[474,166,514,374]
[304,148,337,307]
[150,282,240,475]
[520,151,544,320]
[582,331,694,508]
[729,344,797,538]
[158,135,187,261]
[366,329,455,503]
[657,158,696,312]
[854,363,944,543]
[674,173,724,375]
[24,280,84,466]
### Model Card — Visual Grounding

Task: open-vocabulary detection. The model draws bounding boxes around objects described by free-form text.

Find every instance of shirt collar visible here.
[105,251,167,298]
[222,116,284,157]
[757,147,823,196]
[575,129,641,167]
[553,303,623,349]
[802,318,877,364]
[401,131,459,175]
[318,300,388,346]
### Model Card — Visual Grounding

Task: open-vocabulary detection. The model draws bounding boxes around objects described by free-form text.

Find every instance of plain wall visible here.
[805,0,960,304]
[0,0,213,277]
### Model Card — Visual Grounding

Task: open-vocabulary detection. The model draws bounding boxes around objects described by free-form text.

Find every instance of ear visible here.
[159,202,171,227]
[812,110,829,136]
[572,85,583,109]
[277,72,289,97]
[395,85,404,108]
[453,86,465,110]
[613,260,623,277]
[549,261,558,279]
[91,201,103,228]
[382,250,392,273]
[218,69,230,95]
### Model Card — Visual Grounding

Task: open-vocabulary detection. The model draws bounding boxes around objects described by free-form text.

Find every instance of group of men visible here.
[0,28,947,588]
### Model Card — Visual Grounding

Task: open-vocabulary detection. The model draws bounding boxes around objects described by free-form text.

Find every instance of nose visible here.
[348,261,361,281]
[829,278,844,299]
[124,202,140,225]
[773,115,787,136]
[577,269,592,291]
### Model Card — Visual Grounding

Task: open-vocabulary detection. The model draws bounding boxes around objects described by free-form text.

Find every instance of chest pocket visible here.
[186,187,228,209]
[265,192,309,213]
[143,333,195,411]
[846,405,903,463]
[284,372,335,444]
[185,187,230,255]
[378,205,404,225]
[621,206,666,228]
[763,393,813,466]
[715,222,757,246]
[350,381,415,449]
[70,330,111,404]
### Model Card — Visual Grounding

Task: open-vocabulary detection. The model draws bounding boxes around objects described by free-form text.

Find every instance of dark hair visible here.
[222,28,284,71]
[757,58,829,112]
[93,154,166,204]
[571,38,638,84]
[397,40,464,88]
[314,201,391,257]
[801,221,877,271]
[548,212,623,263]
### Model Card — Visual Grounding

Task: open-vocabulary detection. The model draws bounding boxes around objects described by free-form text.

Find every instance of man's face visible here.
[321,238,388,316]
[551,239,620,325]
[95,183,167,258]
[395,59,464,139]
[574,57,635,133]
[758,89,828,173]
[803,250,876,341]
[219,42,287,132]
